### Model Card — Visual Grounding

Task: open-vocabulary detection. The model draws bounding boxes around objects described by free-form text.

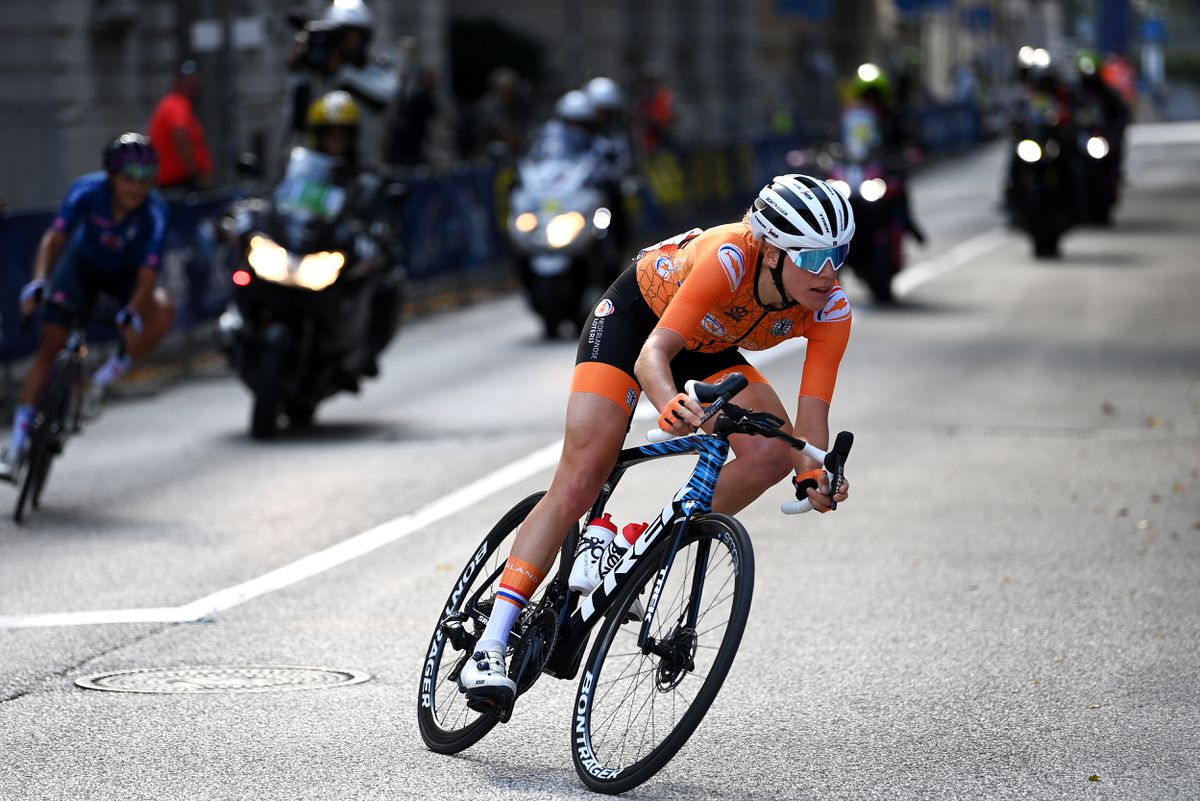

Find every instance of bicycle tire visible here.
[13,357,74,523]
[13,420,49,524]
[417,490,562,754]
[571,513,754,794]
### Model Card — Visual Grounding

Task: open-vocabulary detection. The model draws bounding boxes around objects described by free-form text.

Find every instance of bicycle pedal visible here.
[465,692,514,723]
[439,614,473,652]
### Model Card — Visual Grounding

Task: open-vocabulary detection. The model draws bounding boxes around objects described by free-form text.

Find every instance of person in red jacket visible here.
[148,60,214,190]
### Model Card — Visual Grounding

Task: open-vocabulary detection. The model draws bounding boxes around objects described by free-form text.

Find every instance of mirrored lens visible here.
[120,164,158,182]
[788,243,849,274]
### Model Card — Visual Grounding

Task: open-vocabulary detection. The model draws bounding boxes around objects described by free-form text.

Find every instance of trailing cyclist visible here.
[1,133,175,481]
[457,173,856,708]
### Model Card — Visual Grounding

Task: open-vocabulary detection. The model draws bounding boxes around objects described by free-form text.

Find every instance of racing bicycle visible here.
[416,372,853,794]
[12,301,123,523]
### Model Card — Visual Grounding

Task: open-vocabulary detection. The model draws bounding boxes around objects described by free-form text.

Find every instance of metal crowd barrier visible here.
[1,102,981,366]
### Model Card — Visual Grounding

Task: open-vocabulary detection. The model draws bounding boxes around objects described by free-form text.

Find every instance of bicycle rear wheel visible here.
[571,513,754,794]
[417,490,568,754]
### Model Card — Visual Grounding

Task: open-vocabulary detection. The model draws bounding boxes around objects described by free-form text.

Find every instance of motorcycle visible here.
[507,121,617,338]
[826,151,909,304]
[1006,116,1077,259]
[216,146,406,438]
[1074,103,1121,226]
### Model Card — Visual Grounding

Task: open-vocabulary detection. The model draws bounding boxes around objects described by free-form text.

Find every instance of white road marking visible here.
[893,227,1010,298]
[0,226,1008,629]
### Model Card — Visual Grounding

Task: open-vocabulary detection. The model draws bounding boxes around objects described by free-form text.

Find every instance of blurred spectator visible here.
[893,47,929,110]
[384,65,441,167]
[637,62,676,154]
[148,60,213,190]
[467,67,531,158]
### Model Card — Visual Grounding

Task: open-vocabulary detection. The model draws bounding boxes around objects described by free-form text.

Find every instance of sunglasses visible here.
[786,243,850,274]
[118,164,159,182]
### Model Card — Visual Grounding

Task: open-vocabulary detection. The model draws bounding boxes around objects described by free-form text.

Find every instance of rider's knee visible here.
[553,464,610,520]
[736,439,793,489]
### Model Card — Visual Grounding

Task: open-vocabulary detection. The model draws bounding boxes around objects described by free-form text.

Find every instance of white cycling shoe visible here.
[0,447,21,484]
[458,648,516,706]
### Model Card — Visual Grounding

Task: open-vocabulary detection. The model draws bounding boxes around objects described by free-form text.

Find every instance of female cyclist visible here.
[458,174,857,708]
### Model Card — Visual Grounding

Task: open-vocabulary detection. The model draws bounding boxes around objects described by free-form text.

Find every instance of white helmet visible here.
[323,0,373,29]
[584,76,623,111]
[555,90,595,123]
[749,174,856,250]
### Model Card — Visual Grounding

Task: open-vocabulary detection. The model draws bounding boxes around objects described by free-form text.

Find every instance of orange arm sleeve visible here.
[799,316,851,404]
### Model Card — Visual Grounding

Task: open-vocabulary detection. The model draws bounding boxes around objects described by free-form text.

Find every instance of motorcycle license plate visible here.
[531,254,570,275]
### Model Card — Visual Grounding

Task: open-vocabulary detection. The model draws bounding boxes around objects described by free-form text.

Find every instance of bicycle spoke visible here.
[578,520,752,790]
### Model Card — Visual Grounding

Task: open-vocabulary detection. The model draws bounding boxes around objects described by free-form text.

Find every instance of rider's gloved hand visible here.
[657,392,703,437]
[115,306,143,335]
[793,468,850,514]
[19,279,47,316]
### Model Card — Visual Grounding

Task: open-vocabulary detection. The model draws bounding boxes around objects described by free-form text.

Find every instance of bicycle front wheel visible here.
[571,513,754,794]
[13,419,50,524]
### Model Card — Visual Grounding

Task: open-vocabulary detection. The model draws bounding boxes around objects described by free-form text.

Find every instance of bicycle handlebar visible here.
[644,372,854,515]
[781,431,854,515]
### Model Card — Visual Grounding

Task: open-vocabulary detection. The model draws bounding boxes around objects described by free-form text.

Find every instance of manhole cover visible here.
[74,665,371,694]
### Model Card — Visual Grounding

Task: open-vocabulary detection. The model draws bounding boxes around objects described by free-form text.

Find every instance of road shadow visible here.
[216,418,457,447]
[1049,249,1143,268]
[860,297,977,317]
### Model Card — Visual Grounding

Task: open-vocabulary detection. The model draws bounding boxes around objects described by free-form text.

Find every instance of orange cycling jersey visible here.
[634,222,851,403]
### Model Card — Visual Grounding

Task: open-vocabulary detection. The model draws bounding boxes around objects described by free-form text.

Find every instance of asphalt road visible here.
[2,124,1198,801]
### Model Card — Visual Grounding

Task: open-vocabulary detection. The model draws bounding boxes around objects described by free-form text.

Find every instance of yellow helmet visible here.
[307,90,361,128]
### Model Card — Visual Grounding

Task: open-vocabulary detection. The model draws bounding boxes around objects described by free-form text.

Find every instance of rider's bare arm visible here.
[793,395,850,512]
[634,328,703,434]
[126,266,161,313]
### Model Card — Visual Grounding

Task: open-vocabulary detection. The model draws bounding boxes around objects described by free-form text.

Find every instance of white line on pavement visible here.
[0,226,1008,629]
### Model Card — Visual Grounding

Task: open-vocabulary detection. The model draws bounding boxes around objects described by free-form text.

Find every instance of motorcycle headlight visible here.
[545,211,586,249]
[514,212,538,233]
[247,235,291,283]
[1087,136,1110,159]
[295,251,346,291]
[860,179,887,202]
[1016,139,1043,163]
[829,180,852,199]
[246,234,345,291]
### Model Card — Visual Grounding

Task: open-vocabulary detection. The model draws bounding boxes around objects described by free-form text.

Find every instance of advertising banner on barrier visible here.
[3,106,978,365]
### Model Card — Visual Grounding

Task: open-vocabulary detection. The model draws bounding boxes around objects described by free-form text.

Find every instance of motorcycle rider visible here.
[584,76,634,256]
[1072,50,1130,167]
[1,134,175,480]
[1004,54,1081,227]
[842,63,926,244]
[304,90,404,376]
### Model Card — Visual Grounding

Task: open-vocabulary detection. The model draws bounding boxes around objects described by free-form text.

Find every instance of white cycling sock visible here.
[7,404,34,455]
[91,353,134,388]
[476,597,523,654]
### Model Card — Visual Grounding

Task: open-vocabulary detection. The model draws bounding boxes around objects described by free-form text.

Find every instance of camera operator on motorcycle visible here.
[304,90,404,376]
[1,134,174,480]
[284,0,399,161]
[842,63,926,245]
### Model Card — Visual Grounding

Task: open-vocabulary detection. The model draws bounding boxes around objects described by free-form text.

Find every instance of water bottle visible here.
[598,521,649,579]
[568,513,617,593]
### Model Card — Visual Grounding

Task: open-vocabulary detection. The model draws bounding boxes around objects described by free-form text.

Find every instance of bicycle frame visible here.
[540,431,733,681]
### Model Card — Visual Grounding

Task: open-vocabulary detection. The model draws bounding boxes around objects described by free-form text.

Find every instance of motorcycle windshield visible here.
[527,120,592,161]
[273,147,347,227]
